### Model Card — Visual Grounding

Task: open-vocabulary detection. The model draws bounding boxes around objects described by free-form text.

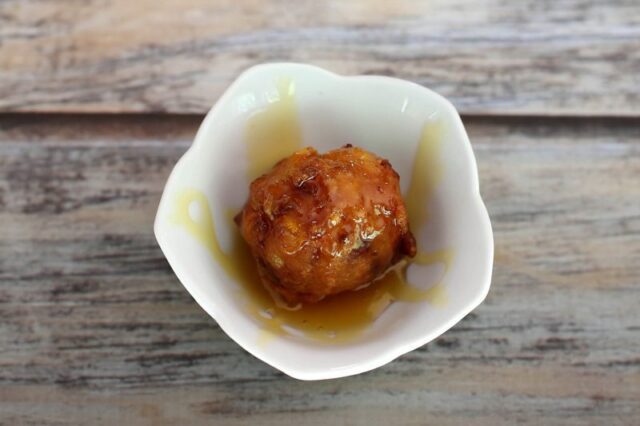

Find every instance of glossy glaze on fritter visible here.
[236,145,416,305]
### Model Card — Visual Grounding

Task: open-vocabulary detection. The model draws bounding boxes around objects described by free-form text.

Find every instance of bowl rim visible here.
[154,62,494,380]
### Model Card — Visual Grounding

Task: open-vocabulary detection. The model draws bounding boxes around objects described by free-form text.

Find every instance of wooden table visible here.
[1,1,639,424]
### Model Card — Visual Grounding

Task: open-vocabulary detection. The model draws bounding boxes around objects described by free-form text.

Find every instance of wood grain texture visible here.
[0,115,638,425]
[1,0,639,116]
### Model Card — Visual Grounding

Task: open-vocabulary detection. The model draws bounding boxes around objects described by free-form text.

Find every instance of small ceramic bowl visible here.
[154,63,493,380]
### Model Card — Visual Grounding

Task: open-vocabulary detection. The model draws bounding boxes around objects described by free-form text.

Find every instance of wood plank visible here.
[0,115,639,424]
[1,1,639,116]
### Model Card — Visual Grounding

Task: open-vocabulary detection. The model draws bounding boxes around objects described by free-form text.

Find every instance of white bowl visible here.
[154,63,493,380]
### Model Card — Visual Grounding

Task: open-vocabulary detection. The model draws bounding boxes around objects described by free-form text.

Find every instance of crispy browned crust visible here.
[237,145,415,305]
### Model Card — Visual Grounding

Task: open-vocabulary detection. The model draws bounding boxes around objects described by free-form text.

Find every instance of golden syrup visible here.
[406,120,445,228]
[172,81,453,344]
[245,79,302,180]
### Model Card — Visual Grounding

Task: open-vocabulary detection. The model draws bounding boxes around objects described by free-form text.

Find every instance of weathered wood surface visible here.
[0,115,638,425]
[1,0,640,116]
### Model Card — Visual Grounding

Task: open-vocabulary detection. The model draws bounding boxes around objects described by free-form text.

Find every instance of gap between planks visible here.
[1,112,639,142]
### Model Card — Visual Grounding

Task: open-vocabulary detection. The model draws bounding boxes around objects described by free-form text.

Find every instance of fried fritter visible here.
[236,145,416,305]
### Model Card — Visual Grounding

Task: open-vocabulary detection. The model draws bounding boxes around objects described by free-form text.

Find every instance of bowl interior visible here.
[155,64,492,379]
